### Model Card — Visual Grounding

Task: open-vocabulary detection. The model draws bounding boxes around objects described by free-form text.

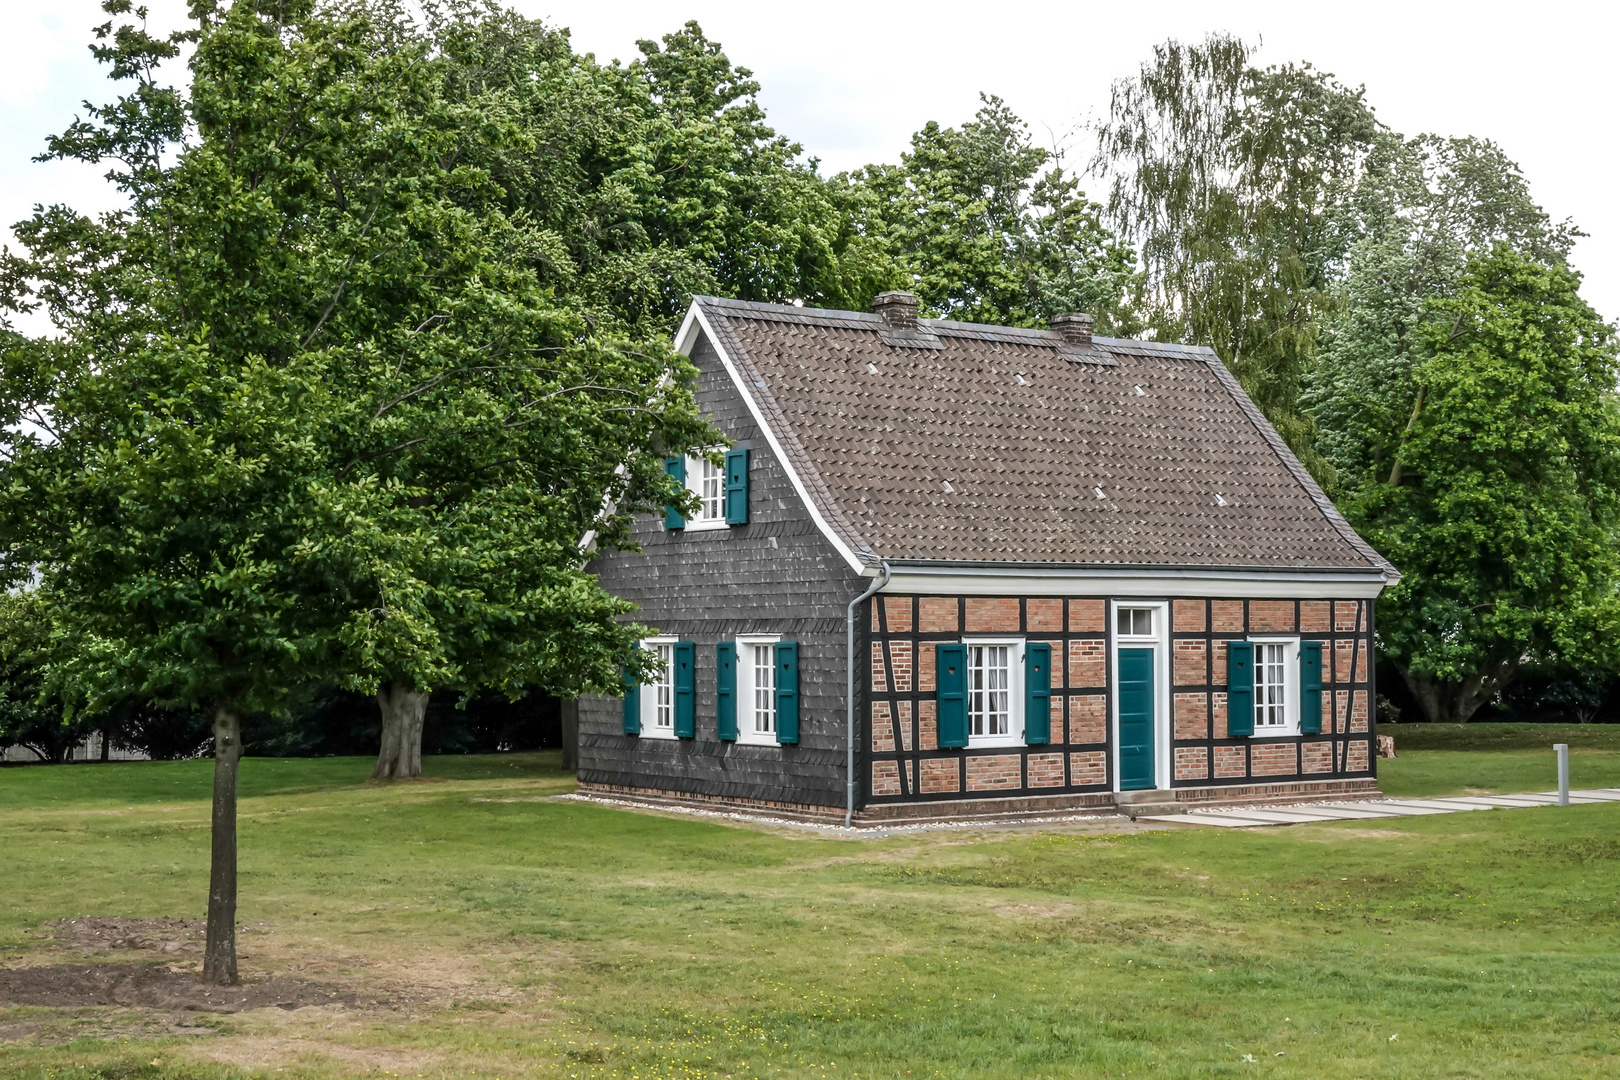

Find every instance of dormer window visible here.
[663,448,750,531]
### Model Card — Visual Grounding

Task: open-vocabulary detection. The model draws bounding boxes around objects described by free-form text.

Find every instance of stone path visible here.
[1157,788,1620,828]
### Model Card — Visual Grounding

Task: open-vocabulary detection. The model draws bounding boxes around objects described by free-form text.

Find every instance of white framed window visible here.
[1250,637,1299,736]
[639,637,678,739]
[1116,607,1156,639]
[736,634,781,744]
[682,453,729,531]
[964,638,1025,747]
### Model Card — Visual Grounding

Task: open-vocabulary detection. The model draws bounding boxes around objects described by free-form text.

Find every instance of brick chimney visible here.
[1050,312,1094,347]
[874,291,920,331]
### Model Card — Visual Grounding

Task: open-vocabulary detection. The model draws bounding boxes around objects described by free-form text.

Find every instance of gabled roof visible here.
[682,296,1396,579]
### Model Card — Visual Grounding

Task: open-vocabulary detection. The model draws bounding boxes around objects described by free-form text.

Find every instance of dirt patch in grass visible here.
[0,962,380,1013]
[52,916,205,955]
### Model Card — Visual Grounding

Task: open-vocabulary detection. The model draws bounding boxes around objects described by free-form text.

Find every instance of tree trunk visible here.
[374,682,430,779]
[1401,658,1519,724]
[203,700,243,986]
[560,698,579,773]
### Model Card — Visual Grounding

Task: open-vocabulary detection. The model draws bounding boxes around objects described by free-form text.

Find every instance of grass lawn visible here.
[1379,722,1620,797]
[1,751,1617,1079]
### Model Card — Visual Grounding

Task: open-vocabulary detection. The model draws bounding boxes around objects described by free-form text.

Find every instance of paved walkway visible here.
[1158,788,1620,827]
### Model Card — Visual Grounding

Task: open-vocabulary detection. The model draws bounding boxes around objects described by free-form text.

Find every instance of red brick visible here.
[1068,599,1106,632]
[1250,600,1296,632]
[1302,741,1332,774]
[966,754,1021,791]
[1300,601,1331,632]
[1335,640,1355,684]
[1351,691,1369,733]
[1347,739,1370,771]
[1035,639,1065,688]
[1212,639,1229,685]
[920,757,960,793]
[965,598,1021,633]
[871,761,901,796]
[1067,695,1106,743]
[1212,600,1245,632]
[1028,752,1065,788]
[1173,599,1206,633]
[1069,751,1106,786]
[1335,601,1360,632]
[1069,639,1106,688]
[1354,641,1369,684]
[871,641,888,693]
[896,700,913,751]
[1214,745,1246,778]
[871,701,893,752]
[1026,598,1063,632]
[884,596,913,633]
[889,640,913,693]
[1334,690,1350,734]
[1174,639,1207,686]
[1174,693,1209,740]
[920,597,959,633]
[1250,742,1298,776]
[1175,746,1209,781]
[919,699,937,750]
[1212,693,1228,738]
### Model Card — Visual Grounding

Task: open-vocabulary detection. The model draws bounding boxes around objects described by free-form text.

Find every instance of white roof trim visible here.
[881,565,1389,599]
[677,302,868,575]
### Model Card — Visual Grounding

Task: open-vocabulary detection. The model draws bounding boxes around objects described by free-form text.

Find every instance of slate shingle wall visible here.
[578,330,868,807]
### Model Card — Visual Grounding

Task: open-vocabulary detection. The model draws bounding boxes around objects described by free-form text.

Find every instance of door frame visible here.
[1109,600,1170,792]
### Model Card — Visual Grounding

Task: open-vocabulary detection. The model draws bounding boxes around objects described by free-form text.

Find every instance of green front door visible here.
[1118,647,1155,791]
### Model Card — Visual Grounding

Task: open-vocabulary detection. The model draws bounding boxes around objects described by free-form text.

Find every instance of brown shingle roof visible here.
[694,297,1394,575]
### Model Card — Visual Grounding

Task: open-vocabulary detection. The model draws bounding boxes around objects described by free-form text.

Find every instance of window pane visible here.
[753,644,775,733]
[968,645,1010,737]
[700,458,724,521]
[655,643,674,729]
[1118,608,1152,636]
[1256,643,1286,726]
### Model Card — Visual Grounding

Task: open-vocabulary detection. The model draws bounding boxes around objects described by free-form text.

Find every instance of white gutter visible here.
[846,561,891,827]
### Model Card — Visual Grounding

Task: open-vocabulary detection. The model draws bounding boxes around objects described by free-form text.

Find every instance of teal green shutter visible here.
[673,642,696,738]
[716,642,737,741]
[775,642,799,744]
[1226,641,1254,738]
[622,644,641,735]
[1025,643,1052,745]
[937,643,967,748]
[664,456,686,530]
[724,448,750,525]
[1300,640,1323,735]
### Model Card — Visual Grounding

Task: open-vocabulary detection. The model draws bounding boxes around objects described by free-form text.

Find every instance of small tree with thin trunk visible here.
[0,0,704,983]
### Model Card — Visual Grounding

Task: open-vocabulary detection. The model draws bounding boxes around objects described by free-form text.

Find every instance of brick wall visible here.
[863,593,1377,806]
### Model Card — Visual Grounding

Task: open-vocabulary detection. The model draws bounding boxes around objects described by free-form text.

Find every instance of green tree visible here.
[0,592,101,762]
[1351,248,1620,723]
[1092,35,1383,480]
[841,95,1132,328]
[0,0,707,983]
[432,9,886,338]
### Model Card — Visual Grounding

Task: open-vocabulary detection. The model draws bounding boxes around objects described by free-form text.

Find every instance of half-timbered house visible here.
[578,291,1398,823]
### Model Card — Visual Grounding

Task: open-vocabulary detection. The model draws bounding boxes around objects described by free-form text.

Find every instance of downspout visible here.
[846,560,892,827]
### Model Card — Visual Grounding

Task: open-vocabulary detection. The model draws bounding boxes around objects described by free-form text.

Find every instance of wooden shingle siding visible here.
[578,332,867,808]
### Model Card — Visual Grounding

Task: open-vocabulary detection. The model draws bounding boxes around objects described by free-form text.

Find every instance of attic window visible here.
[1133,385,1145,396]
[866,363,878,374]
[1093,487,1106,499]
[942,480,954,493]
[1215,493,1229,507]
[1015,373,1028,386]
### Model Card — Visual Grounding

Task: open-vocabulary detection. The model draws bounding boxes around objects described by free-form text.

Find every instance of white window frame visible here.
[682,452,729,531]
[1109,600,1170,791]
[962,637,1025,748]
[735,633,782,745]
[1249,636,1300,737]
[638,636,679,740]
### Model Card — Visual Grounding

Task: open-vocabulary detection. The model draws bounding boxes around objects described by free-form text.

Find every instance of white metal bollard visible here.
[1555,743,1570,806]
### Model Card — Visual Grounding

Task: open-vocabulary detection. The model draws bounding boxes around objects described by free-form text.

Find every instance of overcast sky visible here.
[5,0,1615,328]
